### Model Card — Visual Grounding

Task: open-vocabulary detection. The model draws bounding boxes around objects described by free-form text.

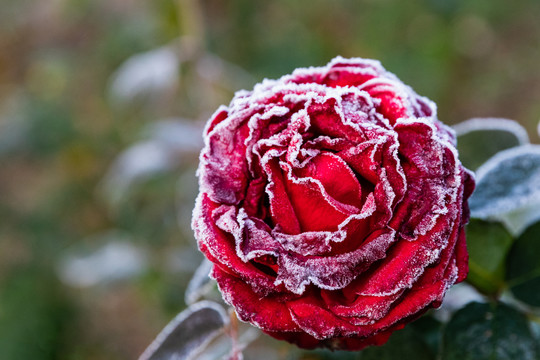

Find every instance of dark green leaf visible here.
[409,315,443,356]
[466,219,514,294]
[506,220,540,307]
[304,322,437,360]
[441,302,538,360]
[359,325,435,360]
[454,118,528,171]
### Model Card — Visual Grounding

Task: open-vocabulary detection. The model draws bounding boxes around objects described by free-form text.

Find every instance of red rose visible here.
[192,57,474,350]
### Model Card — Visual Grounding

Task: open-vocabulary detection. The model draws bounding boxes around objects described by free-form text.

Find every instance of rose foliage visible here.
[192,57,475,350]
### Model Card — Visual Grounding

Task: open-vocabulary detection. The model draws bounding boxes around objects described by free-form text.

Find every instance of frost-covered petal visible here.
[275,228,396,294]
[199,109,251,205]
[193,194,279,295]
[212,267,300,332]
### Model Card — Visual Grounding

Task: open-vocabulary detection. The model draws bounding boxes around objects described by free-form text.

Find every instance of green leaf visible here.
[465,219,514,294]
[454,118,528,171]
[441,302,539,360]
[358,325,435,360]
[506,220,540,307]
[408,315,443,356]
[308,321,438,360]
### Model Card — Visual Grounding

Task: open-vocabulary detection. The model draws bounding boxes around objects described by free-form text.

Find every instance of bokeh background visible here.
[1,0,540,359]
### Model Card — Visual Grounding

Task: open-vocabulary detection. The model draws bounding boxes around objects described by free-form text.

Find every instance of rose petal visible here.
[263,158,302,234]
[193,194,279,295]
[355,200,462,297]
[294,152,363,207]
[308,99,367,143]
[287,295,360,339]
[275,228,397,294]
[212,267,300,332]
[199,110,252,205]
[321,289,402,325]
[281,161,354,232]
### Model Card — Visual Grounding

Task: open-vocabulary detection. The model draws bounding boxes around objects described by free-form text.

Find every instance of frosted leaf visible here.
[196,319,260,360]
[100,118,202,207]
[109,46,178,103]
[165,247,205,274]
[99,141,175,206]
[109,141,174,178]
[196,54,255,91]
[185,259,214,305]
[453,117,529,143]
[498,201,540,238]
[145,118,204,153]
[139,301,228,360]
[469,145,540,235]
[453,118,529,170]
[57,231,148,287]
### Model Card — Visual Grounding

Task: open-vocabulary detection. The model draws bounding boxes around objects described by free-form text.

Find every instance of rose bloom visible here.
[192,57,474,350]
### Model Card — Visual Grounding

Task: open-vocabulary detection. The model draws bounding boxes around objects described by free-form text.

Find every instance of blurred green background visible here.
[1,0,540,359]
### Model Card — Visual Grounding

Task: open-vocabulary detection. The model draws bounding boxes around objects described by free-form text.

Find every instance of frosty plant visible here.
[140,58,540,359]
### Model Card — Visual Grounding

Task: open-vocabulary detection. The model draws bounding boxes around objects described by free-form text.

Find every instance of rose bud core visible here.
[192,57,475,350]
